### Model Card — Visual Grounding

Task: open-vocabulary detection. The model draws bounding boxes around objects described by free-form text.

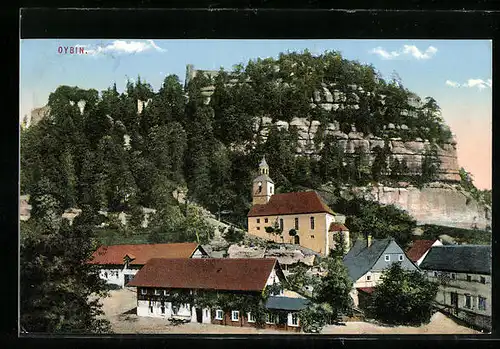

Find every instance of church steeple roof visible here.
[259,156,268,168]
[254,155,273,183]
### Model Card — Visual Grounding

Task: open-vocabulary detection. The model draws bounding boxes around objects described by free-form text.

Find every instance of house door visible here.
[294,235,300,245]
[450,292,458,313]
[196,308,203,323]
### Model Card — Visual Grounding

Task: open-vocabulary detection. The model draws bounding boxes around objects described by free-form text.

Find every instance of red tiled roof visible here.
[88,242,200,266]
[406,240,437,263]
[357,287,375,294]
[127,258,278,291]
[248,191,334,217]
[329,223,349,232]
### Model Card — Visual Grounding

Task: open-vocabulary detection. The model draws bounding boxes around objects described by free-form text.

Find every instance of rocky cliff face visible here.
[256,116,461,182]
[254,116,491,230]
[344,182,491,230]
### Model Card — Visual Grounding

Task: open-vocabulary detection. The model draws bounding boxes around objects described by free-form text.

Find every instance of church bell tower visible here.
[252,156,274,205]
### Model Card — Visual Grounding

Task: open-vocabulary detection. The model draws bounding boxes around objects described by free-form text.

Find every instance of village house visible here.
[88,242,208,288]
[406,239,443,266]
[419,245,491,331]
[247,157,349,256]
[126,257,309,332]
[342,236,418,308]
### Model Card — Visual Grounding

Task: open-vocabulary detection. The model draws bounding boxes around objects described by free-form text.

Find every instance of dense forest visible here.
[21,50,461,232]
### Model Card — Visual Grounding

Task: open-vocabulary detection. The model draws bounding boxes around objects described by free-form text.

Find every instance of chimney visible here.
[367,234,372,248]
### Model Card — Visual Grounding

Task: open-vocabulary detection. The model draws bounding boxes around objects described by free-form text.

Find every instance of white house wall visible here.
[266,267,280,286]
[137,300,194,319]
[191,248,206,258]
[354,271,384,289]
[325,213,334,255]
[99,266,140,287]
[426,271,491,317]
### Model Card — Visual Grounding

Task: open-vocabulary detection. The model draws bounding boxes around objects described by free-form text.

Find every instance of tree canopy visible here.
[367,262,438,326]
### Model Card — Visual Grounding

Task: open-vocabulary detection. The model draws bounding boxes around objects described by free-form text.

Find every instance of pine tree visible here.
[20,208,111,333]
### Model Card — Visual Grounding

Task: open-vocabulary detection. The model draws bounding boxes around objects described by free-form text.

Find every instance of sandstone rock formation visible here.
[256,116,461,183]
[345,183,491,230]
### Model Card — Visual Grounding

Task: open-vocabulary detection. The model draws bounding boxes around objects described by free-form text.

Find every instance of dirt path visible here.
[99,288,481,335]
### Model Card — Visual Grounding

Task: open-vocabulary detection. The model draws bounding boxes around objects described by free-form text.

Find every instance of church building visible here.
[247,157,349,256]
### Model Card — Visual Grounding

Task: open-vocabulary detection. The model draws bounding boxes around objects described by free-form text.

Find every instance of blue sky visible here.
[20,39,492,189]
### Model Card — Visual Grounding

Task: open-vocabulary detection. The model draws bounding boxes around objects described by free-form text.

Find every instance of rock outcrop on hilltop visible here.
[343,183,491,230]
[256,116,461,183]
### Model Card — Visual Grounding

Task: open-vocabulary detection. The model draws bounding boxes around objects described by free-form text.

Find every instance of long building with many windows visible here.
[419,245,492,331]
[126,257,310,331]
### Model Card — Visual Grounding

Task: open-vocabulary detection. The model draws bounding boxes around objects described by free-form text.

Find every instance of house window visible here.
[480,276,486,284]
[154,289,161,295]
[279,219,284,231]
[465,294,471,309]
[451,273,456,280]
[385,255,390,262]
[266,313,277,324]
[291,313,299,326]
[231,311,240,321]
[310,217,315,230]
[398,254,404,261]
[310,235,315,238]
[257,218,260,224]
[215,310,224,320]
[248,312,256,323]
[467,275,472,282]
[366,274,371,281]
[205,309,209,317]
[294,218,299,230]
[265,218,269,223]
[141,288,147,295]
[478,296,487,311]
[257,226,260,230]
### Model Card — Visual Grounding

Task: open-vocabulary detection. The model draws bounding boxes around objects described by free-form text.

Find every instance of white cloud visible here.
[370,45,437,60]
[86,40,166,56]
[445,78,492,90]
[445,80,461,88]
[369,47,400,59]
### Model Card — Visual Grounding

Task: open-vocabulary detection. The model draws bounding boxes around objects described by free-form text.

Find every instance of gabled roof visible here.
[342,238,393,281]
[248,191,335,217]
[265,296,311,311]
[88,242,202,266]
[127,258,279,291]
[406,239,437,263]
[329,223,349,232]
[419,245,491,275]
